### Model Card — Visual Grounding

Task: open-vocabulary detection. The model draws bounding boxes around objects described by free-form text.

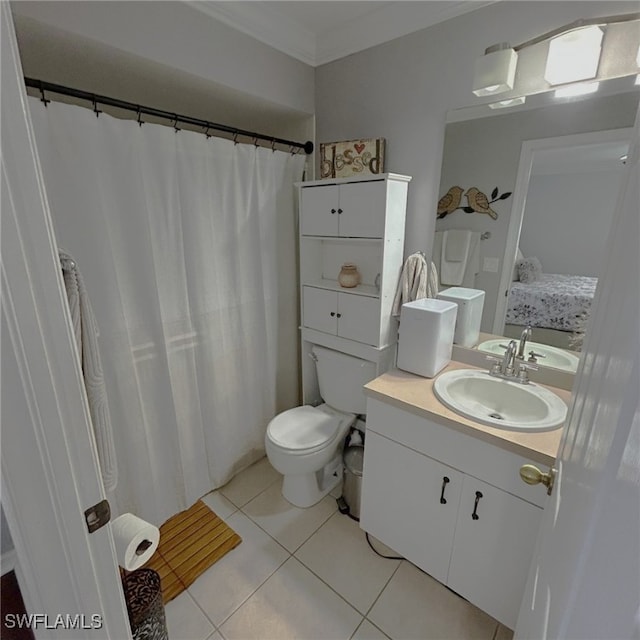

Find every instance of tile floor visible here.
[164,456,515,640]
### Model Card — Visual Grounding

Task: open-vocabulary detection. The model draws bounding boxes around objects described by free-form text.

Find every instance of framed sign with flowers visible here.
[320,138,386,179]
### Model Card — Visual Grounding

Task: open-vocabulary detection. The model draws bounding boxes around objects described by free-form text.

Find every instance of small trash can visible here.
[343,444,364,520]
[122,568,168,640]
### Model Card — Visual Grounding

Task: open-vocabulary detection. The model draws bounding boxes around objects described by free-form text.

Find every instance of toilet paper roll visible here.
[111,513,160,571]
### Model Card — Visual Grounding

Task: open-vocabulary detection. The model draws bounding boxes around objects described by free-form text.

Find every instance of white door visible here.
[1,7,131,638]
[515,107,640,639]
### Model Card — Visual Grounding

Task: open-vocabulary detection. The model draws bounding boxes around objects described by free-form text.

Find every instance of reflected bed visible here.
[506,273,597,349]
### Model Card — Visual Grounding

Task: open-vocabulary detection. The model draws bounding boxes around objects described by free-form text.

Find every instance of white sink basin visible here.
[477,339,580,373]
[433,369,567,432]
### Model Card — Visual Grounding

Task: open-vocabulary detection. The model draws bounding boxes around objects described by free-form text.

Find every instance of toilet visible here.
[265,345,376,508]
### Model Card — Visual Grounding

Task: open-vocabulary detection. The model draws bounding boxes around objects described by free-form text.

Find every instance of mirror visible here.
[435,78,639,374]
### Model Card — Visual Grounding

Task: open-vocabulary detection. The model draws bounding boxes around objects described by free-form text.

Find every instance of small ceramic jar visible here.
[338,263,361,288]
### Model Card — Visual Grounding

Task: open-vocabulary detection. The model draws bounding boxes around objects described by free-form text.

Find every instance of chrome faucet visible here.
[516,325,532,360]
[501,340,518,376]
[487,338,537,384]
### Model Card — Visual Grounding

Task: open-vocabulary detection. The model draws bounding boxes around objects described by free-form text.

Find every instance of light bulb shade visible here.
[544,26,603,86]
[472,46,518,97]
[488,96,526,110]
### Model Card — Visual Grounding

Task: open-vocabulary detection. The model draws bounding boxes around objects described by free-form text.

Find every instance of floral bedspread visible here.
[506,273,598,332]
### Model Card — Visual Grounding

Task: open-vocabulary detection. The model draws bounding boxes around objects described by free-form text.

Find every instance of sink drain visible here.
[488,412,504,420]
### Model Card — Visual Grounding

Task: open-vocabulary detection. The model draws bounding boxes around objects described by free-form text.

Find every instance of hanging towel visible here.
[392,252,439,317]
[434,230,481,287]
[444,229,472,262]
[59,250,118,492]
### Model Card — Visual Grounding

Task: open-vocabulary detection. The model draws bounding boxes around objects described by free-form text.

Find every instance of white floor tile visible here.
[200,490,238,520]
[352,619,390,639]
[188,511,289,627]
[242,481,337,552]
[164,591,215,640]
[220,557,363,640]
[219,457,281,507]
[296,512,400,614]
[368,561,498,640]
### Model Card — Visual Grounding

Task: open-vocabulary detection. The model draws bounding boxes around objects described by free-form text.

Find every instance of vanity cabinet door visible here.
[300,182,387,238]
[300,185,340,236]
[337,293,380,345]
[360,431,463,584]
[447,476,543,629]
[303,287,382,346]
[302,287,338,335]
[338,181,386,238]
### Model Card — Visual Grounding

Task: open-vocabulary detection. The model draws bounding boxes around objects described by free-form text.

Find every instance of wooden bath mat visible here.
[143,500,242,604]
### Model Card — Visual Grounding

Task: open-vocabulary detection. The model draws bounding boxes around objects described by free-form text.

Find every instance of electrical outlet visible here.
[483,257,500,273]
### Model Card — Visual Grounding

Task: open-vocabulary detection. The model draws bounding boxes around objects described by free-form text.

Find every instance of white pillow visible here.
[518,256,543,284]
[511,248,524,281]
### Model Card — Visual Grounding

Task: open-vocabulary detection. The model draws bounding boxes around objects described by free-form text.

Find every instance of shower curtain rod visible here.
[24,77,314,155]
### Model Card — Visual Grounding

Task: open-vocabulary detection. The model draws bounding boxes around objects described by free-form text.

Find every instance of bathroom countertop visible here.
[364,361,571,466]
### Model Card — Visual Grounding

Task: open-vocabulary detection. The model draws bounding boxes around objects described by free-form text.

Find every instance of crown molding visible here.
[187,1,498,67]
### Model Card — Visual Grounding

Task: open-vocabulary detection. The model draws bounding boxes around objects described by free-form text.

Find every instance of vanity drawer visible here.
[366,397,548,507]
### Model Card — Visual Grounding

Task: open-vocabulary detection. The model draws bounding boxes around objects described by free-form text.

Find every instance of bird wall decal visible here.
[437,185,464,219]
[464,187,498,219]
[436,185,512,220]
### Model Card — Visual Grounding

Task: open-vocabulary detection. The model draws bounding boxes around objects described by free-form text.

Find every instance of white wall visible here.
[521,170,624,277]
[315,1,639,259]
[11,1,314,116]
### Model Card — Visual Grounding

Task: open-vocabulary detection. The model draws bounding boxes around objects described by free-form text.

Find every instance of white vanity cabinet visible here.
[360,397,546,629]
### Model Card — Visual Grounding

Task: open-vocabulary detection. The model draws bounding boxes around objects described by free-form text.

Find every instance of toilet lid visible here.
[268,406,341,451]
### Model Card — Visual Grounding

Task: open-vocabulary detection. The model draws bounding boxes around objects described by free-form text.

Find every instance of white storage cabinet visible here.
[298,174,410,350]
[360,398,545,629]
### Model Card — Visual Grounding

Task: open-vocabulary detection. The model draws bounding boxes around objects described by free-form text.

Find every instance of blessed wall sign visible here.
[320,138,386,179]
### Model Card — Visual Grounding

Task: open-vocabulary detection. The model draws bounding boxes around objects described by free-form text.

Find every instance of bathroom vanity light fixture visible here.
[472,43,518,97]
[488,96,526,110]
[544,26,603,86]
[472,12,640,98]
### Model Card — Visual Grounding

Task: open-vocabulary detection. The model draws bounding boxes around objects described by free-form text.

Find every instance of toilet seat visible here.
[267,406,344,454]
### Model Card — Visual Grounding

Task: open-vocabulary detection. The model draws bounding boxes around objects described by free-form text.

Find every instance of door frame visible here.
[492,127,633,335]
[1,5,131,636]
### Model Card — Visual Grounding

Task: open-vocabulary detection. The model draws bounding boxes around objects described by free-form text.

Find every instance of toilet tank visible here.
[312,346,377,415]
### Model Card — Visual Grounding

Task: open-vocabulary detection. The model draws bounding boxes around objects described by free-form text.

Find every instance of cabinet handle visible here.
[330,312,335,317]
[439,476,450,504]
[331,208,336,214]
[471,491,483,520]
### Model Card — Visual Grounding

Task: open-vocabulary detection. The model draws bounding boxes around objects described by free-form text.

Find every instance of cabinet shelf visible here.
[303,279,380,298]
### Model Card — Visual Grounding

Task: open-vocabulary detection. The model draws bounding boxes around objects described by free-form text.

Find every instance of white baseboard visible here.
[1,548,18,576]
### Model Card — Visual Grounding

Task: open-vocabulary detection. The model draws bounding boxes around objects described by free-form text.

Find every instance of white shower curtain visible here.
[29,98,305,525]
